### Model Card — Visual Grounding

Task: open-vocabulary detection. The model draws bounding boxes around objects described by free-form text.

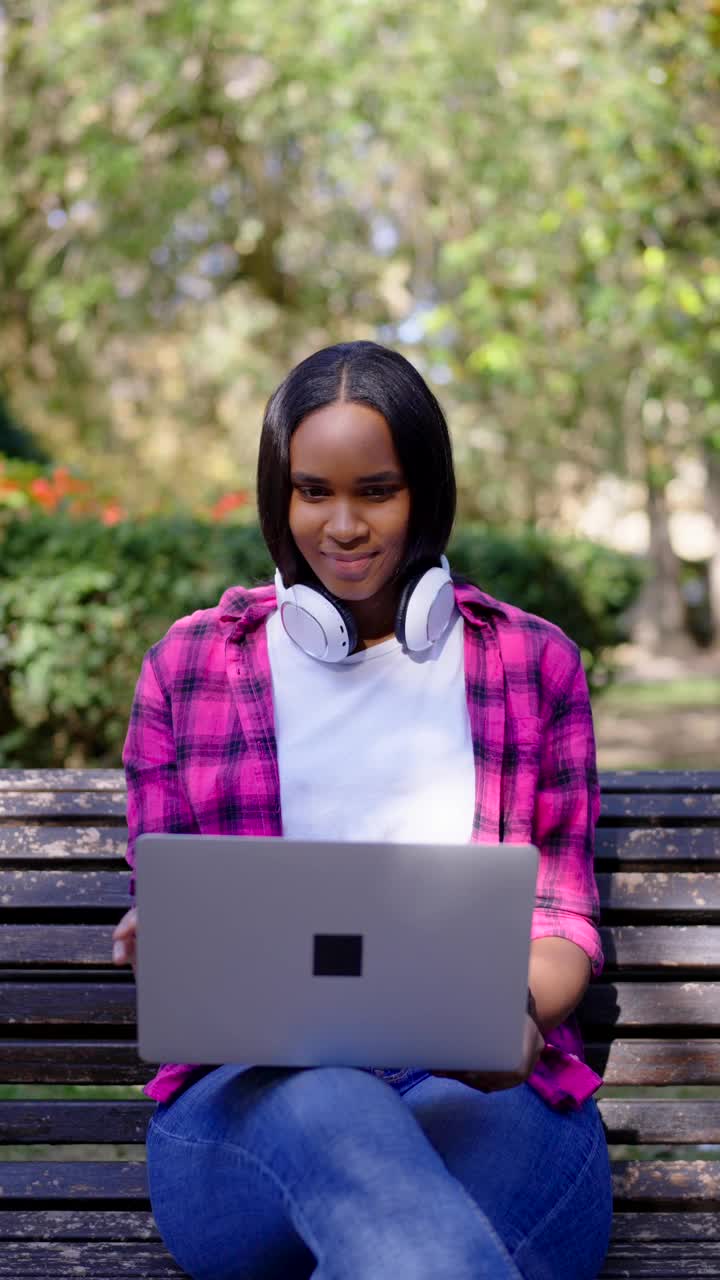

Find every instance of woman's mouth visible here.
[322,552,379,580]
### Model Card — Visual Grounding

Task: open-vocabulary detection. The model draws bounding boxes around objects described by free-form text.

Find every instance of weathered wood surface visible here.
[0,1101,153,1144]
[611,1160,720,1208]
[3,1098,719,1147]
[599,1249,720,1278]
[578,982,720,1029]
[1,768,717,794]
[3,825,720,864]
[1,1037,716,1086]
[0,1240,186,1277]
[1,1159,716,1207]
[0,772,124,792]
[0,1242,719,1280]
[598,926,720,968]
[599,795,720,823]
[1,1210,713,1243]
[0,1211,160,1240]
[0,1041,156,1084]
[3,979,718,1029]
[596,828,720,863]
[4,869,720,914]
[2,924,719,971]
[610,1214,720,1242]
[0,1213,718,1280]
[0,794,127,820]
[598,1100,720,1145]
[0,827,128,860]
[599,773,720,794]
[3,791,718,821]
[1,1240,719,1280]
[2,785,719,824]
[584,1039,720,1085]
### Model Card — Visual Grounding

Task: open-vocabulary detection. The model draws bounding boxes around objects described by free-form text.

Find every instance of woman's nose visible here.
[325,500,368,541]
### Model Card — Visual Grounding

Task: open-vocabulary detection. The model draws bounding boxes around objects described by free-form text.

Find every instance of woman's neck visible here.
[348,583,400,650]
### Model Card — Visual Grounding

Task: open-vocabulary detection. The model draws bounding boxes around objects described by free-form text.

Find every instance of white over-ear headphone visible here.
[274,556,455,663]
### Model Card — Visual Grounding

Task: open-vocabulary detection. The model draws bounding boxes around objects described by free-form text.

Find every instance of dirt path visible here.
[593,643,720,771]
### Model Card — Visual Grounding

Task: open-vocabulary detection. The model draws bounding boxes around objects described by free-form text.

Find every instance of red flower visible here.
[101,502,126,526]
[210,490,249,521]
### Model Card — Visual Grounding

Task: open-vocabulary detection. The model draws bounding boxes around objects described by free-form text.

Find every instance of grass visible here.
[599,677,720,710]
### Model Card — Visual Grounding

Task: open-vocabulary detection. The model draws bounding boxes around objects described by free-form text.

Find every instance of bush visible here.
[449,524,645,683]
[0,514,643,767]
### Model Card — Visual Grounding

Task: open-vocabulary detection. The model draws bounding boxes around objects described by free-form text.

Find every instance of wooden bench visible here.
[0,767,718,1278]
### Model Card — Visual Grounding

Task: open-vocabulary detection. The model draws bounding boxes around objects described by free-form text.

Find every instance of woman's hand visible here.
[433,1012,545,1093]
[112,907,137,976]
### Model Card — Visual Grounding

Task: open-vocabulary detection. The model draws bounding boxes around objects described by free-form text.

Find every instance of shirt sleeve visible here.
[530,643,604,978]
[121,644,199,900]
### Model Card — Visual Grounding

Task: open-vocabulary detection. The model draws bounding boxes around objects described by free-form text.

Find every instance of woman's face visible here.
[288,400,411,608]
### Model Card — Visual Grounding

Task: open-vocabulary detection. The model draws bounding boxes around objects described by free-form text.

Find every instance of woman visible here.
[112,340,613,1280]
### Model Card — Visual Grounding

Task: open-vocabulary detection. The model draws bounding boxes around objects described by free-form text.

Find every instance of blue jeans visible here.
[146,1065,612,1280]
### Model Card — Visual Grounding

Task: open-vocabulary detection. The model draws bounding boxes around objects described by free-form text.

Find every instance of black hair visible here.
[256,340,456,586]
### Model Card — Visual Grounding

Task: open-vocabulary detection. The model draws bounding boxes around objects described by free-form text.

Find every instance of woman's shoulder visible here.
[456,577,580,668]
[144,581,276,677]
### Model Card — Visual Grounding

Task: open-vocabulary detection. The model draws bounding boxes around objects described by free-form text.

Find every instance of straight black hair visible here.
[256,340,457,586]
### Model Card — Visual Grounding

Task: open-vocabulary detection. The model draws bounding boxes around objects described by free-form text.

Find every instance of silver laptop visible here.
[135,834,538,1072]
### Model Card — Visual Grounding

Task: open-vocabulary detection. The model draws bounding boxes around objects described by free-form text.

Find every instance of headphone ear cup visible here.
[395,558,455,652]
[311,582,359,655]
[394,573,422,649]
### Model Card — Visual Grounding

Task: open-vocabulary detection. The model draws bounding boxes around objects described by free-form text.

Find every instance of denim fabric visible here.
[146,1064,612,1280]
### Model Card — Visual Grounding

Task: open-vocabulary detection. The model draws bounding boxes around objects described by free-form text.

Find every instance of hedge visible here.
[0,514,644,767]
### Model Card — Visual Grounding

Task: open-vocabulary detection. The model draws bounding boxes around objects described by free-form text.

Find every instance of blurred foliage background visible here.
[1,0,719,765]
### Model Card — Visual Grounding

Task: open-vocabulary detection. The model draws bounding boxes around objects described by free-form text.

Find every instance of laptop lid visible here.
[135,835,538,1073]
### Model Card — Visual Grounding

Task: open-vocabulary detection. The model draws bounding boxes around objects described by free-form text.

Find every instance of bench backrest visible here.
[0,768,718,1220]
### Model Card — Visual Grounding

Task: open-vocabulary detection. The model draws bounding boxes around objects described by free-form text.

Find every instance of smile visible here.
[322,552,379,578]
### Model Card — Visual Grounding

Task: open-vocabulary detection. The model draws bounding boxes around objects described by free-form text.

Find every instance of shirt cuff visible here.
[530,910,604,979]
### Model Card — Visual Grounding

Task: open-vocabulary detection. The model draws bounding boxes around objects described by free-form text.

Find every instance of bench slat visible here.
[4,979,718,1029]
[3,924,720,971]
[3,1210,715,1244]
[599,1099,720,1144]
[0,1101,153,1144]
[0,794,127,819]
[2,791,719,822]
[600,925,720,968]
[610,1213,720,1242]
[599,1247,720,1278]
[3,826,719,864]
[586,1039,720,1084]
[598,873,720,913]
[0,1211,159,1239]
[599,772,720,794]
[2,1098,719,1147]
[1,768,717,795]
[0,1240,718,1280]
[5,870,720,915]
[0,1241,185,1277]
[1,1159,716,1206]
[0,828,127,861]
[579,982,720,1030]
[599,795,720,823]
[596,828,720,864]
[0,1041,155,1083]
[0,771,124,792]
[1,1038,716,1086]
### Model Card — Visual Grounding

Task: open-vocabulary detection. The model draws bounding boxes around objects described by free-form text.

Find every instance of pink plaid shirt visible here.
[123,578,604,1109]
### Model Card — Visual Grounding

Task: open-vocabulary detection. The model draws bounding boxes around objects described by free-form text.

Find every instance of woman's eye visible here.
[297,486,327,499]
[363,487,397,500]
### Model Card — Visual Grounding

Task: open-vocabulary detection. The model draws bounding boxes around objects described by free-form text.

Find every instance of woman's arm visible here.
[528,936,591,1036]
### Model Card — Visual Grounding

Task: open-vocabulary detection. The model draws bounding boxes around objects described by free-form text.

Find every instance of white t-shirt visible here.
[265,606,475,844]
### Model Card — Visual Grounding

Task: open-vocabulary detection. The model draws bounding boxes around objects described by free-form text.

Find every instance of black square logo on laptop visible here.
[313,934,363,977]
